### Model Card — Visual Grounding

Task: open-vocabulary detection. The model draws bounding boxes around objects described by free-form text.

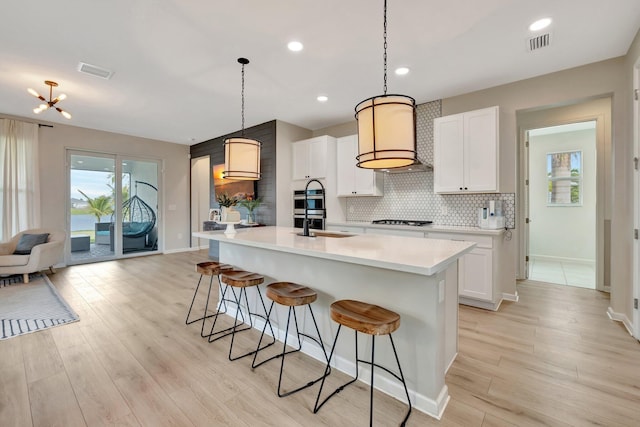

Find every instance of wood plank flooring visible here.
[1,250,638,426]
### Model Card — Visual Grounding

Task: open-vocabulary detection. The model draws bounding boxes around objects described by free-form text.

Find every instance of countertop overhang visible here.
[193,226,475,276]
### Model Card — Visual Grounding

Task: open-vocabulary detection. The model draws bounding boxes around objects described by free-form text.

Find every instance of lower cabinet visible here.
[458,247,492,301]
[426,231,503,310]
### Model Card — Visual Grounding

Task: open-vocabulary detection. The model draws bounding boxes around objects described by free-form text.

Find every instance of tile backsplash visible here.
[344,100,516,229]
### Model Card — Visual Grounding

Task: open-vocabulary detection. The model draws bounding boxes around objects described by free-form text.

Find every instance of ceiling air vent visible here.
[527,33,552,52]
[77,62,114,80]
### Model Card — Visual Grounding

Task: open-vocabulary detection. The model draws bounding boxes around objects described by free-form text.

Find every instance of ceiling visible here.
[1,0,639,145]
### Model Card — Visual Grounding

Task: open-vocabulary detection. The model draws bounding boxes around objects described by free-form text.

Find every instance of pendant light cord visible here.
[383,0,388,95]
[241,62,246,135]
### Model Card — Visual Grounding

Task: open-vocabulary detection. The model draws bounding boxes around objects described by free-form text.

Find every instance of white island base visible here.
[193,227,474,419]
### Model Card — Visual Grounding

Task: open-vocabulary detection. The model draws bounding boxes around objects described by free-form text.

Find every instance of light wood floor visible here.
[1,250,639,426]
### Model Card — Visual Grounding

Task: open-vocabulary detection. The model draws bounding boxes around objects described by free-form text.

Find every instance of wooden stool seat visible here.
[196,261,233,276]
[330,299,400,336]
[221,270,265,287]
[266,282,318,307]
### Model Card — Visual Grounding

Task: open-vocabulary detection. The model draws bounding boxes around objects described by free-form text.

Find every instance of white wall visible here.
[529,128,596,262]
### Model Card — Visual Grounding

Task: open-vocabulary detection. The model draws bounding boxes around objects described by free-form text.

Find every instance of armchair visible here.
[0,229,66,283]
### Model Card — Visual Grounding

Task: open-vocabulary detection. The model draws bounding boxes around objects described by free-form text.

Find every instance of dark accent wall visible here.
[190,120,277,226]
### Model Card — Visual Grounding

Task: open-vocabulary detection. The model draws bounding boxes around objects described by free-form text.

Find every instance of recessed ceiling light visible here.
[287,41,303,52]
[395,67,410,76]
[317,95,328,102]
[529,18,552,32]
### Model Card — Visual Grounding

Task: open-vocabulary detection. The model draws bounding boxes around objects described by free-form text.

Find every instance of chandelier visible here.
[223,58,261,180]
[28,80,72,119]
[355,0,416,169]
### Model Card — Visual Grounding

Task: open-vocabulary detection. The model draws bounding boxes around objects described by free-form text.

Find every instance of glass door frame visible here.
[66,149,162,264]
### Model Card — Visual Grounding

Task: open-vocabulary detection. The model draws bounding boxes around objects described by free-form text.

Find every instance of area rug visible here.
[0,274,79,340]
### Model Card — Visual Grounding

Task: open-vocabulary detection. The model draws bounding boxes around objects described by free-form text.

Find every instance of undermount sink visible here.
[295,231,355,238]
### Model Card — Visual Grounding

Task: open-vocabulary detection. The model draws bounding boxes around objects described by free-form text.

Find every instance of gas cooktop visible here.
[371,219,433,227]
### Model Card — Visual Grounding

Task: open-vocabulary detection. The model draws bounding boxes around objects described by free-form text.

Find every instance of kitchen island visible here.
[192,226,475,419]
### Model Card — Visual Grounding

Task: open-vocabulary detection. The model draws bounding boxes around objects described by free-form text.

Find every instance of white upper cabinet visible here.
[292,136,330,180]
[434,106,499,193]
[336,135,383,197]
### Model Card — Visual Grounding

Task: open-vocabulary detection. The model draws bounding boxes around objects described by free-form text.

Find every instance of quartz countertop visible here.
[193,226,475,276]
[326,221,506,236]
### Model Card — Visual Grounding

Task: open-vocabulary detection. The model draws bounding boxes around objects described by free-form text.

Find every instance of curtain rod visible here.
[38,124,53,128]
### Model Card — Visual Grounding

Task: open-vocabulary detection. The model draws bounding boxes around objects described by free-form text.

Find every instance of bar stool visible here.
[313,299,412,426]
[208,269,276,361]
[251,282,331,397]
[185,261,234,337]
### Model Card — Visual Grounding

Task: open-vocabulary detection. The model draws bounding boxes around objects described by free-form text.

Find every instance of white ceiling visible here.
[1,0,639,145]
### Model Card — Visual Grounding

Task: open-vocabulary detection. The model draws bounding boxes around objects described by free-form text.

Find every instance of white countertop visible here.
[326,221,506,236]
[193,226,475,276]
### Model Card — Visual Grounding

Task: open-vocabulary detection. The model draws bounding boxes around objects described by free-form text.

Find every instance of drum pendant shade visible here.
[355,94,417,169]
[223,137,261,180]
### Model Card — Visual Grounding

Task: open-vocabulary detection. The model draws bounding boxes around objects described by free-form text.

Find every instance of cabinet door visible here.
[434,114,465,192]
[307,138,328,179]
[336,135,382,196]
[336,136,356,196]
[464,106,498,192]
[458,248,493,301]
[292,141,309,180]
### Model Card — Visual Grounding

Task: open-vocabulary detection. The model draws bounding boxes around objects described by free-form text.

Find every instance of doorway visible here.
[191,155,210,249]
[527,122,597,289]
[517,97,610,292]
[67,150,160,264]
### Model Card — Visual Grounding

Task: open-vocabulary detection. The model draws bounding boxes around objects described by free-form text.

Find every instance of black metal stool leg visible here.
[314,325,359,413]
[228,285,275,361]
[369,336,375,427]
[251,300,276,368]
[389,334,412,426]
[185,274,209,325]
[207,285,250,343]
[253,303,331,397]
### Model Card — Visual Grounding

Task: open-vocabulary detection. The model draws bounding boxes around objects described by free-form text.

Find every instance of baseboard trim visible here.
[606,307,633,336]
[502,291,519,303]
[529,254,595,266]
[163,247,199,254]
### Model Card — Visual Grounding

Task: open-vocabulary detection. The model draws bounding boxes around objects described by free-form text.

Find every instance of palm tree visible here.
[77,190,114,223]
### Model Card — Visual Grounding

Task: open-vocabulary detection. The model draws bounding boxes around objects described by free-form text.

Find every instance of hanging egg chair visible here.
[117,181,157,238]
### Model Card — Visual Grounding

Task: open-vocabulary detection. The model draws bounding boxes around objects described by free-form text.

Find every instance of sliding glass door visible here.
[67,150,160,264]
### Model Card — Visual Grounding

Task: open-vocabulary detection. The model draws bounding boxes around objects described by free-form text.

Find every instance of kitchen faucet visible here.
[302,178,325,237]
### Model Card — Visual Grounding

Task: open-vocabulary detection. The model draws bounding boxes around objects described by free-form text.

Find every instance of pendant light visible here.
[28,80,72,119]
[223,58,261,180]
[355,0,416,170]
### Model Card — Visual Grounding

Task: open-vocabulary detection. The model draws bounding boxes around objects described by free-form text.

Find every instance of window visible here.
[547,150,582,206]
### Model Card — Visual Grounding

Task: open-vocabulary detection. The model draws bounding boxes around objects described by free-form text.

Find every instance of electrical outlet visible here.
[440,206,448,216]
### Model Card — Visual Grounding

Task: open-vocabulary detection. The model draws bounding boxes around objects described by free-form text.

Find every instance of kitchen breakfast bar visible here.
[193,226,475,419]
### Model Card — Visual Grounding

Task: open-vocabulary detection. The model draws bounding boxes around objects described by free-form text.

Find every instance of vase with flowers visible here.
[216,193,240,222]
[238,196,261,224]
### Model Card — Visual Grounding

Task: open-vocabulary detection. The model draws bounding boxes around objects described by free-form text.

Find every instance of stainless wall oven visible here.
[293,189,325,230]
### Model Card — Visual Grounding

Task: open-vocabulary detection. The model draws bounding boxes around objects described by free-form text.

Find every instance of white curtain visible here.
[0,119,40,241]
